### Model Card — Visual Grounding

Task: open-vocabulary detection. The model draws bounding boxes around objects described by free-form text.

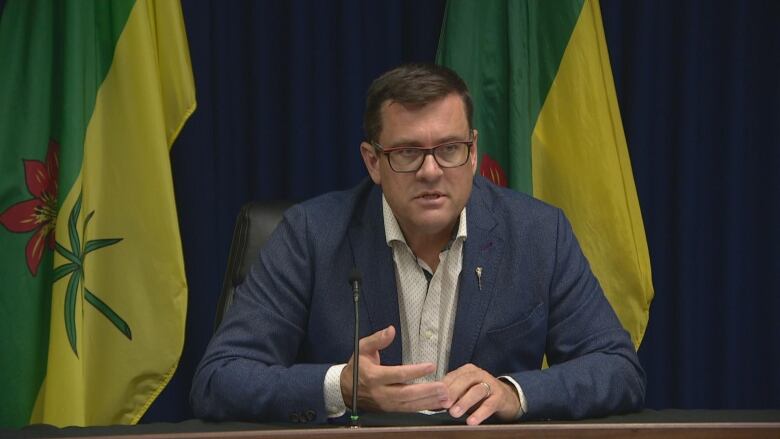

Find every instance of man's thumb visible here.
[359,325,395,353]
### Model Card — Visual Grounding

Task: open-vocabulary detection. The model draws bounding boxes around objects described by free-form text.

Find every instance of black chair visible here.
[213,201,293,331]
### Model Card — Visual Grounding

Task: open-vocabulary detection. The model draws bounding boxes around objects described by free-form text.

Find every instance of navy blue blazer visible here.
[191,175,645,423]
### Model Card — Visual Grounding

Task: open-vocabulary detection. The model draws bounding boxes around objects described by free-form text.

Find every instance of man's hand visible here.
[441,364,521,425]
[340,325,449,413]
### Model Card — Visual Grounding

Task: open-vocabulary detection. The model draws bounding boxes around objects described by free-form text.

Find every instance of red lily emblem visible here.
[0,140,59,276]
[480,153,508,187]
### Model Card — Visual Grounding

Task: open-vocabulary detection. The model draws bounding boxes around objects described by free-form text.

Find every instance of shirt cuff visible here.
[498,375,528,420]
[323,363,348,418]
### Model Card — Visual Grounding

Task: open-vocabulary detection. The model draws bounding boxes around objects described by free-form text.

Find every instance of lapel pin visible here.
[475,266,483,290]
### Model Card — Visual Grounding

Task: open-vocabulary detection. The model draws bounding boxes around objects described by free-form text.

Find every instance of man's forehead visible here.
[381,93,461,112]
[380,95,467,124]
[382,99,424,111]
[378,98,469,144]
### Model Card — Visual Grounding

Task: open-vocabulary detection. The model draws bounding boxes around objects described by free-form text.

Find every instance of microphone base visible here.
[349,415,361,428]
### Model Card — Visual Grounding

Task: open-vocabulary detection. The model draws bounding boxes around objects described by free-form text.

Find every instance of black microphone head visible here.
[349,268,362,286]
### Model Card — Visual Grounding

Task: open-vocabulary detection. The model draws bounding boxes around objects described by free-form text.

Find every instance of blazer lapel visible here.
[347,185,403,366]
[448,180,504,371]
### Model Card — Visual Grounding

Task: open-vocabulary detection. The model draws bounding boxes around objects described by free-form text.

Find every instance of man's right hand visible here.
[340,325,449,413]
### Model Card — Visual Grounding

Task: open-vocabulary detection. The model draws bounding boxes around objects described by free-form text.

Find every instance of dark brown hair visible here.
[363,63,473,142]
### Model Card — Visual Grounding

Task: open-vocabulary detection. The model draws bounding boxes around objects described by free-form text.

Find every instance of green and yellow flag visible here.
[0,0,195,427]
[438,0,653,347]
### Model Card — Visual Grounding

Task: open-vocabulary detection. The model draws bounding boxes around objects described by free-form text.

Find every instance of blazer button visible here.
[305,410,316,421]
[289,413,301,423]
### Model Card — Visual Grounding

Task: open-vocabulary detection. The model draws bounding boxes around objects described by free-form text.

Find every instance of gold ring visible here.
[480,381,492,398]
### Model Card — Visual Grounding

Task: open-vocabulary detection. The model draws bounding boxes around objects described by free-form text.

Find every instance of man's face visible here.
[360,93,478,239]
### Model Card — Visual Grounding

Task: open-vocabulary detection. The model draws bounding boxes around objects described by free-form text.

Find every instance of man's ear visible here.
[360,142,382,184]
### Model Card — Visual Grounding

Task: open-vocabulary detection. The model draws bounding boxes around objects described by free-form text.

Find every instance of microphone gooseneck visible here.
[348,269,362,428]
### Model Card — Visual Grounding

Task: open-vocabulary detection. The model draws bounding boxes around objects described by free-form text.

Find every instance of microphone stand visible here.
[349,270,361,428]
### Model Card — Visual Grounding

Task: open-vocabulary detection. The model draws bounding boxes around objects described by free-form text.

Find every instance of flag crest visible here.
[0,0,195,427]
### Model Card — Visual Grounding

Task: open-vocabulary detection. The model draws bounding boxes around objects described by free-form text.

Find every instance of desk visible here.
[5,410,780,439]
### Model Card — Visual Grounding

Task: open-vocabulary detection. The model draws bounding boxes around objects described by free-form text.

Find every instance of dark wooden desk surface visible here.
[4,410,780,439]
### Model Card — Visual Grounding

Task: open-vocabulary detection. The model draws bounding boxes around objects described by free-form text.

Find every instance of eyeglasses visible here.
[371,135,474,173]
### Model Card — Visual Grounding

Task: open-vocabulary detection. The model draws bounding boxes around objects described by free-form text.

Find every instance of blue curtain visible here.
[4,0,762,422]
[602,1,780,409]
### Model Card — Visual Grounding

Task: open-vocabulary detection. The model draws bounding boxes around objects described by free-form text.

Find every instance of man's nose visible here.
[416,153,444,179]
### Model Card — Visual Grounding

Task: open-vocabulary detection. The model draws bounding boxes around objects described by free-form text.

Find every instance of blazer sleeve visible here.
[509,210,646,419]
[190,204,332,423]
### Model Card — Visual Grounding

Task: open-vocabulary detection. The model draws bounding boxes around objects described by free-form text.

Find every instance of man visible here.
[191,64,645,425]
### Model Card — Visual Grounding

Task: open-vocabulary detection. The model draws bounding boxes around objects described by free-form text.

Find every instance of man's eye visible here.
[396,148,421,157]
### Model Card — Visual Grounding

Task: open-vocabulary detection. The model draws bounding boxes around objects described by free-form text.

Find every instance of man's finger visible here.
[378,381,449,412]
[447,381,492,419]
[441,364,483,405]
[394,389,449,412]
[370,362,436,385]
[390,381,448,403]
[466,394,500,425]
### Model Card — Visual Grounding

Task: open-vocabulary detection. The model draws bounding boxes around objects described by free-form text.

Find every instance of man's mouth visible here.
[415,192,445,200]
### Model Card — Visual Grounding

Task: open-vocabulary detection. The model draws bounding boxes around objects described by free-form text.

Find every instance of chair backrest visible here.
[214,201,292,331]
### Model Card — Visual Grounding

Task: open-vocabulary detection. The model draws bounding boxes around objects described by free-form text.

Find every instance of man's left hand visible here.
[441,364,521,425]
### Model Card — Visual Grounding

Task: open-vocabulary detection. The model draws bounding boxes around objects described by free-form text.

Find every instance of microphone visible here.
[348,269,362,428]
